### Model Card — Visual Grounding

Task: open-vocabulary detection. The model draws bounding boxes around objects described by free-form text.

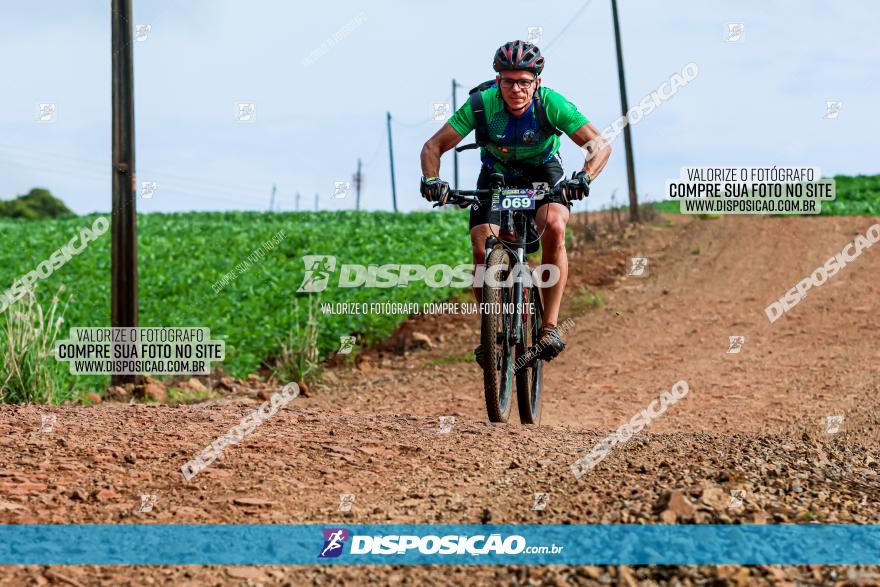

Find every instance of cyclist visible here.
[420,40,612,365]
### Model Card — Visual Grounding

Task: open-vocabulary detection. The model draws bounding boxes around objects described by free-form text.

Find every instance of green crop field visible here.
[0,210,470,397]
[1,173,877,402]
[820,174,880,216]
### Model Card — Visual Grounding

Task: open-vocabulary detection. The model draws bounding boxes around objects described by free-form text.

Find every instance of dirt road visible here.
[2,214,880,585]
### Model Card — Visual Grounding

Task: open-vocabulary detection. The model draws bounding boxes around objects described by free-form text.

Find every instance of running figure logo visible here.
[297,255,337,293]
[727,489,745,508]
[39,414,57,433]
[338,336,356,355]
[532,492,549,511]
[727,336,745,354]
[824,101,843,119]
[725,23,744,42]
[825,415,844,434]
[628,257,649,277]
[138,494,157,513]
[319,528,349,558]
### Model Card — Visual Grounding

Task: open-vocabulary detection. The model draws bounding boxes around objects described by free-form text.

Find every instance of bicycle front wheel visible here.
[516,284,543,424]
[481,245,514,423]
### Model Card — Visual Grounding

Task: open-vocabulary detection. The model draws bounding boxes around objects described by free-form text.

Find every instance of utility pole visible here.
[353,158,362,211]
[611,0,639,222]
[295,191,301,211]
[111,0,137,386]
[452,78,460,190]
[314,192,318,212]
[269,183,276,212]
[386,111,398,212]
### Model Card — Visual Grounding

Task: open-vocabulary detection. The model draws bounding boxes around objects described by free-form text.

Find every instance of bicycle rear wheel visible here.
[516,283,543,424]
[481,245,514,423]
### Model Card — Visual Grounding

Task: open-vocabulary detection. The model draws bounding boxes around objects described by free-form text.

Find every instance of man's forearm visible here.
[582,140,611,180]
[420,143,441,178]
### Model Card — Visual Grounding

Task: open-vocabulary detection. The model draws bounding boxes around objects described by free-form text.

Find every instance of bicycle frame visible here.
[485,195,529,349]
[443,182,550,351]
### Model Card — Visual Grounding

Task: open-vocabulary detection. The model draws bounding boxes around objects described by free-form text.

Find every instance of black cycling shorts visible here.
[468,152,569,230]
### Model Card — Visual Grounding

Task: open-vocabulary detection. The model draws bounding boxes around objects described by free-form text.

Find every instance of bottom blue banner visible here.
[1,524,878,565]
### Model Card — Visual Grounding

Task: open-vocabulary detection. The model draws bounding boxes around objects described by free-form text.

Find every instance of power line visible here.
[391,116,433,128]
[0,148,270,207]
[0,144,272,201]
[542,0,594,50]
[363,134,385,167]
[390,91,454,128]
[0,156,273,209]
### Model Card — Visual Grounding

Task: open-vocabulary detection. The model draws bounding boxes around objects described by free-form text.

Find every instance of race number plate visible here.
[490,188,536,211]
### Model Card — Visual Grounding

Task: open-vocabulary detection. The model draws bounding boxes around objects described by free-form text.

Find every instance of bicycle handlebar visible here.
[436,180,578,208]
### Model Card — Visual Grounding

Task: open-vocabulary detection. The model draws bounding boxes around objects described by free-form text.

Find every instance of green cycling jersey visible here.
[447,85,589,168]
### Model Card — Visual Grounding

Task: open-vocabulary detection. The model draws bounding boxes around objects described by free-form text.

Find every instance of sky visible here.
[1,0,878,215]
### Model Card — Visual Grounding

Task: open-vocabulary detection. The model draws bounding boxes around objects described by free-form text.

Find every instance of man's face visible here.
[496,70,540,112]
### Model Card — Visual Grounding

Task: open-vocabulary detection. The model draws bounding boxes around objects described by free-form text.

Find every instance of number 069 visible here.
[502,197,530,209]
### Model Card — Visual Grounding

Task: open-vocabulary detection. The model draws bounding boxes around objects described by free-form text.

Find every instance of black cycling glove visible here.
[565,171,591,201]
[420,176,450,205]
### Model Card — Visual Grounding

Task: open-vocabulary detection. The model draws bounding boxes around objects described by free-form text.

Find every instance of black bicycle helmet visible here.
[493,40,544,75]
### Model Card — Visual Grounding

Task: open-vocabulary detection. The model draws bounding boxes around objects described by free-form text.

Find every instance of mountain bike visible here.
[440,174,576,424]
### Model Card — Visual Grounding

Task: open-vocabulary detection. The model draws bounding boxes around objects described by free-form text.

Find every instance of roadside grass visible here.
[165,386,221,405]
[0,286,73,404]
[423,351,473,366]
[571,285,606,312]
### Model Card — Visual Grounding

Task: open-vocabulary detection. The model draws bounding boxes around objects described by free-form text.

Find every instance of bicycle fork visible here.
[484,235,526,349]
